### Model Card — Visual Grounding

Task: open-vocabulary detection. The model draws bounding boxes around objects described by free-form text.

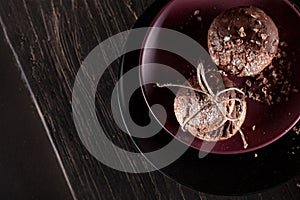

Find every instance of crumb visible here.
[262,78,269,85]
[254,153,258,158]
[193,10,200,16]
[197,16,202,21]
[297,183,300,188]
[280,41,288,47]
[282,51,287,57]
[245,79,252,87]
[262,86,267,93]
[293,126,300,135]
[252,125,256,131]
[247,90,253,98]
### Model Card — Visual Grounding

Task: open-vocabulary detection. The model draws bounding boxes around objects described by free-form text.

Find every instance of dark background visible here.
[0,0,299,199]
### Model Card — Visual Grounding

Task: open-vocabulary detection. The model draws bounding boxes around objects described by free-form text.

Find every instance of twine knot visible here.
[156,63,248,149]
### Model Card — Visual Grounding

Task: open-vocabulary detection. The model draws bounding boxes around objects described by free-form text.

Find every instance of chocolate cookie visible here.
[208,6,279,76]
[174,76,247,142]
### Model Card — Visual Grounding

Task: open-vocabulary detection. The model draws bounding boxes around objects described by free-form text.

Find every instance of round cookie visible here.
[207,6,279,76]
[174,76,246,142]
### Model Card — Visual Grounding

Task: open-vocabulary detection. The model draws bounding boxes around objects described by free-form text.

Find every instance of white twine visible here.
[157,63,248,149]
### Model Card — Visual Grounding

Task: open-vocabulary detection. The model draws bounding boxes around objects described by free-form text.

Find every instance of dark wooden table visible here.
[0,0,300,199]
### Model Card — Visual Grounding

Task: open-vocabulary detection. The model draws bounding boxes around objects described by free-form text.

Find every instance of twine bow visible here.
[157,63,248,149]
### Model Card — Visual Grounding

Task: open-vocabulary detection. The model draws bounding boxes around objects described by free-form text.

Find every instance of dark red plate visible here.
[139,0,300,154]
[120,0,300,194]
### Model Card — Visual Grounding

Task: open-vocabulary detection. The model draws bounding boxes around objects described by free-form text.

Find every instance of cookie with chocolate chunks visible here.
[208,6,279,76]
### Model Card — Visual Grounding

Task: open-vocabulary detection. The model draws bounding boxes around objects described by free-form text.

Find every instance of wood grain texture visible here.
[0,0,299,199]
